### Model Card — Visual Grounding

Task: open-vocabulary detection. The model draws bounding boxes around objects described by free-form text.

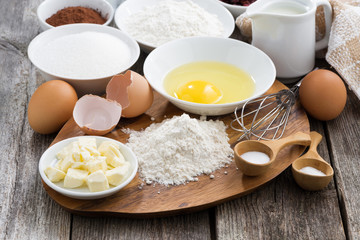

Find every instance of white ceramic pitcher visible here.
[246,0,332,78]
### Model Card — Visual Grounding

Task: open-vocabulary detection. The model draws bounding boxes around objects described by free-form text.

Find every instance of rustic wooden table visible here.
[1,0,360,239]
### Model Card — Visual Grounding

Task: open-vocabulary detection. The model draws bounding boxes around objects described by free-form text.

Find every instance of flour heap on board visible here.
[124,114,233,186]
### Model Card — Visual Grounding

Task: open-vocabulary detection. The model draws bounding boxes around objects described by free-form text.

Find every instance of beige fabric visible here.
[235,0,360,99]
[326,0,360,99]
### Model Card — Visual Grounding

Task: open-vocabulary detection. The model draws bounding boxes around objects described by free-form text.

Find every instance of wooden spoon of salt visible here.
[234,131,311,176]
[291,131,334,191]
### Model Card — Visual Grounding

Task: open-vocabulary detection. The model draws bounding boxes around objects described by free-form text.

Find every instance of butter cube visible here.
[87,156,107,173]
[54,159,62,169]
[87,170,109,192]
[71,162,87,170]
[63,168,88,188]
[56,156,74,173]
[78,137,97,148]
[56,143,72,160]
[80,150,94,162]
[79,137,100,157]
[44,166,65,182]
[56,142,80,161]
[72,151,81,162]
[98,141,114,153]
[105,161,131,186]
[99,141,126,167]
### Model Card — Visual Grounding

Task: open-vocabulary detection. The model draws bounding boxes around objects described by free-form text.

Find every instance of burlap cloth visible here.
[236,0,360,99]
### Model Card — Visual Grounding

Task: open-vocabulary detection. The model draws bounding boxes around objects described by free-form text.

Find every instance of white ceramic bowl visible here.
[217,0,248,18]
[143,37,276,116]
[114,0,235,53]
[37,0,114,31]
[28,24,140,96]
[39,136,138,200]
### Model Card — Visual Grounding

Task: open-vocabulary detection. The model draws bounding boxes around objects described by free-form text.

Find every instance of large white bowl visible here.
[143,37,276,116]
[37,0,114,31]
[114,0,235,53]
[39,136,138,200]
[28,24,140,96]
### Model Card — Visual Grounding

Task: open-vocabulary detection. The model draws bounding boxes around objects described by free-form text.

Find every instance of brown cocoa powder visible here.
[46,6,107,27]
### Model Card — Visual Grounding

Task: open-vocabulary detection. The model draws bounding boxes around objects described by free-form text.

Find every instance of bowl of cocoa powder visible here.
[37,0,114,31]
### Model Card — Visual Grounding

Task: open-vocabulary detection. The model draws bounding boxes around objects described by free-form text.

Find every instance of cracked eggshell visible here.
[73,95,122,135]
[106,70,153,118]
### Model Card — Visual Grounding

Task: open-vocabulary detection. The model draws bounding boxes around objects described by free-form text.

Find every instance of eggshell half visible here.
[106,70,153,118]
[73,95,122,135]
[299,69,347,121]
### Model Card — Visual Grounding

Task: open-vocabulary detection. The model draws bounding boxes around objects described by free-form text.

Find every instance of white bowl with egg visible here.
[37,0,115,31]
[143,36,276,116]
[114,0,235,52]
[39,136,138,200]
[28,23,140,96]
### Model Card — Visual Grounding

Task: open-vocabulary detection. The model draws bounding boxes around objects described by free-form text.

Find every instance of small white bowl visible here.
[39,136,138,200]
[28,24,140,96]
[37,0,114,31]
[114,0,235,52]
[143,36,276,116]
[217,0,248,18]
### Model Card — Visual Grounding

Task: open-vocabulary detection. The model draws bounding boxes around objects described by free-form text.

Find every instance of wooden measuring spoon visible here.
[234,131,311,176]
[291,131,334,191]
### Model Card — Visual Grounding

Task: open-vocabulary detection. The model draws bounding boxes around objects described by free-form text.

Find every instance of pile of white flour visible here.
[124,114,233,186]
[124,0,224,47]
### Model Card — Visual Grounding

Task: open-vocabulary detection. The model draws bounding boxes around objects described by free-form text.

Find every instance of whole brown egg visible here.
[28,80,78,134]
[299,69,347,121]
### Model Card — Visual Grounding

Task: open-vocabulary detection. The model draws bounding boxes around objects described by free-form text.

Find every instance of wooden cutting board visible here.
[43,80,309,217]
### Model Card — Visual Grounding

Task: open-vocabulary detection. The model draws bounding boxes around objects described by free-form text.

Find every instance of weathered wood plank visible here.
[71,212,211,240]
[215,109,345,239]
[0,0,71,239]
[326,88,360,240]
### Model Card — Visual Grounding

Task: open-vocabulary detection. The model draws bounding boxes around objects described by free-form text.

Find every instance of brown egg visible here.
[299,69,347,121]
[28,80,78,134]
[106,70,154,118]
[73,95,122,135]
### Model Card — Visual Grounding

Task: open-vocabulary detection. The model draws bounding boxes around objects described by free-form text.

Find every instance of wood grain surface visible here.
[43,80,310,217]
[1,0,359,238]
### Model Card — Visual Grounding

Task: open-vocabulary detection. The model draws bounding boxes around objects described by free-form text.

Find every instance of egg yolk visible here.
[174,80,223,104]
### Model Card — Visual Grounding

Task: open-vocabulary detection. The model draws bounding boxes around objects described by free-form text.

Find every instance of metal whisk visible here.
[231,79,303,141]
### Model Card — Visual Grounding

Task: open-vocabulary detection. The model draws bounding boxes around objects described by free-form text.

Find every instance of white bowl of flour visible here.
[114,0,235,52]
[28,24,140,96]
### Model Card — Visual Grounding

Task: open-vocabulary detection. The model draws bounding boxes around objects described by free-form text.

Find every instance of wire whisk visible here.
[231,79,303,141]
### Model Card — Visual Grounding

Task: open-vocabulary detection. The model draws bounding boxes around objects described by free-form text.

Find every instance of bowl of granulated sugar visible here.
[28,24,140,96]
[114,0,234,52]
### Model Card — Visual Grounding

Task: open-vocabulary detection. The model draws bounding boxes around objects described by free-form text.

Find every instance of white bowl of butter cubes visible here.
[39,136,138,199]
